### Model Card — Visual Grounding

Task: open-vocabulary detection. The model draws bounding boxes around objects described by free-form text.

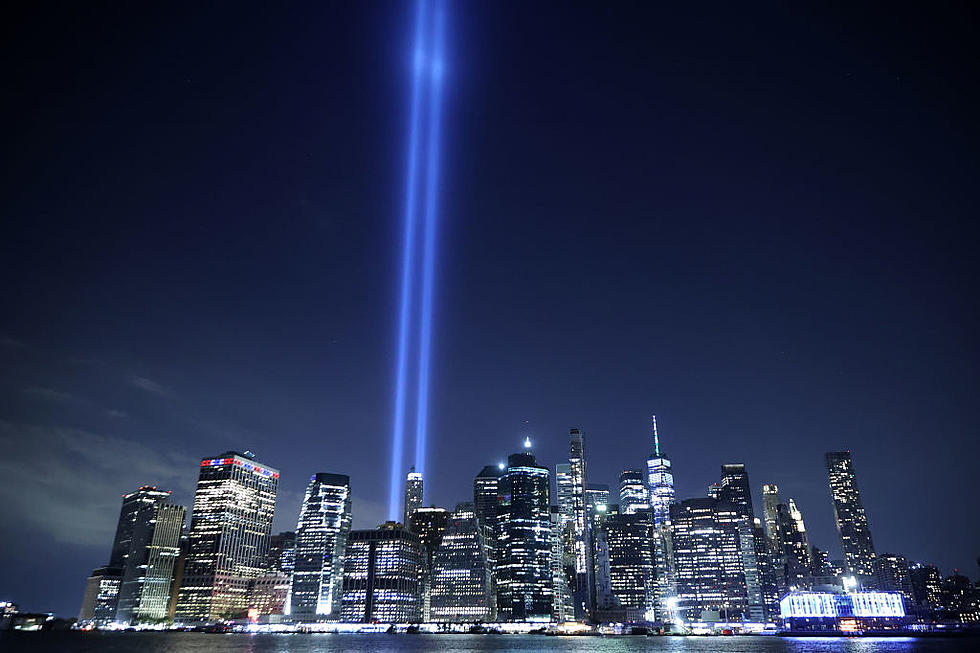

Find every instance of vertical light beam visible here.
[413,0,446,479]
[388,0,428,522]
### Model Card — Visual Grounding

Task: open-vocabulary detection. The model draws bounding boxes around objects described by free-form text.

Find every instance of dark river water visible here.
[0,632,974,652]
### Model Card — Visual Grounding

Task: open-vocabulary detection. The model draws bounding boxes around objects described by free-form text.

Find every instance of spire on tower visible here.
[652,414,660,456]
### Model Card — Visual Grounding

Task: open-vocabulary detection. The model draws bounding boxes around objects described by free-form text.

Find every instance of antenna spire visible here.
[652,414,660,456]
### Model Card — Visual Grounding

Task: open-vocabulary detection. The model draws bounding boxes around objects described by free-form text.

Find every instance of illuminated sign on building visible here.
[200,456,279,478]
[779,592,905,619]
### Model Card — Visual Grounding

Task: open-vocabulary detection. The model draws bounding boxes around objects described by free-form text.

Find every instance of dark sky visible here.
[2,1,978,617]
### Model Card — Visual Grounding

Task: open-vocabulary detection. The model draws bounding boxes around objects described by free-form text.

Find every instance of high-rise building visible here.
[825,451,876,580]
[175,451,279,623]
[247,572,290,617]
[116,490,186,624]
[340,522,421,623]
[430,504,495,622]
[604,511,656,622]
[265,531,296,574]
[761,484,781,545]
[670,498,749,622]
[549,505,574,622]
[473,463,504,607]
[567,428,590,619]
[618,469,650,515]
[409,506,449,621]
[586,483,610,510]
[78,566,123,626]
[496,448,553,621]
[646,416,675,528]
[774,502,811,592]
[752,517,780,621]
[291,473,352,620]
[875,553,913,600]
[909,563,943,611]
[404,468,424,526]
[719,464,755,519]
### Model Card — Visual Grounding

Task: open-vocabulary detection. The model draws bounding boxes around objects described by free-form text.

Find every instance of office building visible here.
[409,506,449,621]
[175,451,279,623]
[604,511,656,622]
[825,451,876,579]
[78,566,123,625]
[719,464,754,519]
[265,531,296,574]
[430,504,495,622]
[646,415,675,528]
[774,502,811,592]
[247,572,290,617]
[909,563,943,611]
[116,491,186,623]
[291,473,352,620]
[761,483,781,545]
[340,522,422,623]
[567,429,590,617]
[619,469,650,515]
[496,448,553,621]
[670,498,749,622]
[875,553,913,600]
[404,468,423,525]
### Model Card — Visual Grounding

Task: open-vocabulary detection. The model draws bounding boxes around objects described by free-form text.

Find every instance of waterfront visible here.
[0,633,976,653]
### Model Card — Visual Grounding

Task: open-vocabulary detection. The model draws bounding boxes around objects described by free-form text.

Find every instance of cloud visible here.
[0,336,27,349]
[23,387,92,408]
[129,375,171,397]
[106,409,129,419]
[0,421,198,548]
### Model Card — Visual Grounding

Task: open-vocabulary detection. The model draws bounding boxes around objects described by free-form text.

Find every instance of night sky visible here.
[2,1,978,617]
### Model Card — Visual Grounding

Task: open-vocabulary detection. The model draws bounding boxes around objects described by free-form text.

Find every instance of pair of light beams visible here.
[388,0,446,522]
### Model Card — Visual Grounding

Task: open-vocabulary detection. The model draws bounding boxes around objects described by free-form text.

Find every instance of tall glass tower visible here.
[618,469,650,515]
[175,451,279,623]
[719,463,755,519]
[646,415,675,528]
[825,451,876,579]
[496,447,553,621]
[291,473,352,620]
[761,483,781,545]
[404,468,424,526]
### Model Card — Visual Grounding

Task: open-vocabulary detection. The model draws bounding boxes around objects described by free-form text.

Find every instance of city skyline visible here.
[2,0,978,622]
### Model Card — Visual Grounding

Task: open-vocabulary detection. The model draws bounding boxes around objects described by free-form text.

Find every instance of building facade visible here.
[117,496,186,623]
[825,451,876,580]
[291,473,352,620]
[175,451,279,622]
[340,523,421,623]
[496,450,553,621]
[430,504,495,622]
[404,468,424,526]
[618,469,650,515]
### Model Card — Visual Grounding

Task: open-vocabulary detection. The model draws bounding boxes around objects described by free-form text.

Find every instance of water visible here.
[0,633,974,653]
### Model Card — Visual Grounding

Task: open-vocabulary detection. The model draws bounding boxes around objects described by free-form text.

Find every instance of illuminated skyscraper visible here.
[404,468,424,526]
[909,563,943,611]
[825,451,876,579]
[719,464,754,519]
[752,517,780,620]
[473,463,504,591]
[604,511,656,622]
[430,504,495,622]
[670,498,749,622]
[618,469,649,515]
[409,506,449,621]
[496,448,553,621]
[646,416,675,528]
[761,483,781,545]
[567,428,591,618]
[175,451,279,623]
[340,522,422,623]
[291,473,352,620]
[774,501,811,591]
[549,505,574,622]
[115,489,186,624]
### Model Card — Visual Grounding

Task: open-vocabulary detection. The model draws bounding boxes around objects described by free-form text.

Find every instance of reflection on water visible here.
[0,632,973,653]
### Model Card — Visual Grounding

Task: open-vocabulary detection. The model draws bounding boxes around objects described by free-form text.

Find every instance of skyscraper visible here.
[549,505,574,622]
[673,498,753,621]
[618,469,650,515]
[473,464,504,590]
[175,451,279,623]
[567,428,591,618]
[409,506,449,621]
[604,511,656,622]
[116,491,186,623]
[670,498,749,622]
[78,566,123,626]
[404,468,423,526]
[761,483,781,545]
[719,464,754,519]
[825,451,876,579]
[430,504,495,622]
[291,473,352,620]
[909,563,943,611]
[496,448,553,621]
[646,416,675,528]
[340,522,422,623]
[875,553,914,601]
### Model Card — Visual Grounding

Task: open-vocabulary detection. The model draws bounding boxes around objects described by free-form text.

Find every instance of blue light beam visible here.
[413,0,446,479]
[388,0,429,522]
